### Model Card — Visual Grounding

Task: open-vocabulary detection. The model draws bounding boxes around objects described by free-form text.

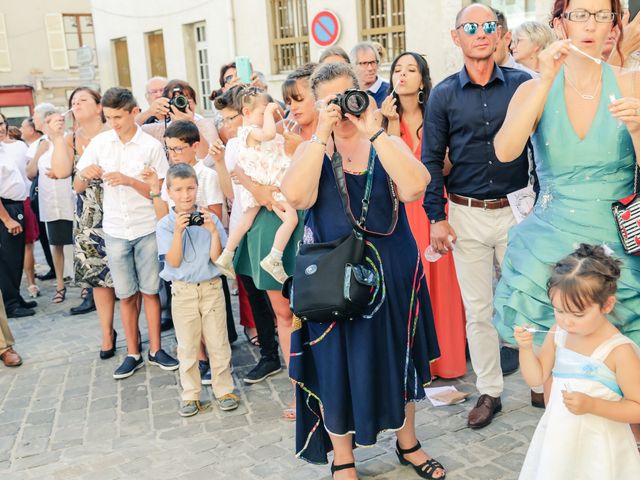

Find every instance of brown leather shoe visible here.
[467,394,501,429]
[0,348,22,367]
[531,390,545,409]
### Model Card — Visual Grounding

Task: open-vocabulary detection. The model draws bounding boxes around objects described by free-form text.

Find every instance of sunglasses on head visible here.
[456,21,498,36]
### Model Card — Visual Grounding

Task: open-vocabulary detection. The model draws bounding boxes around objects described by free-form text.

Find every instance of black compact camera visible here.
[168,87,189,113]
[188,211,204,226]
[329,89,370,117]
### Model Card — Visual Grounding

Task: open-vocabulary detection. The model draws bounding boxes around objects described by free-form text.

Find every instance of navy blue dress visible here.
[289,153,440,464]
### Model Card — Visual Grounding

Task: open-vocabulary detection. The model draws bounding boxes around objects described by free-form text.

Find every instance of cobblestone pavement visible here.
[0,263,543,480]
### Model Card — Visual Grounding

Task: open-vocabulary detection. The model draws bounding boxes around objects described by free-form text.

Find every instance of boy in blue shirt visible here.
[156,163,239,416]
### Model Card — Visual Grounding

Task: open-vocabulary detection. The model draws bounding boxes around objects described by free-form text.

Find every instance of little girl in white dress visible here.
[215,88,297,283]
[514,244,640,480]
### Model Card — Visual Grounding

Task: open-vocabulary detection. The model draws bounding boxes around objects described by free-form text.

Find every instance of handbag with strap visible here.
[282,144,399,323]
[611,165,640,255]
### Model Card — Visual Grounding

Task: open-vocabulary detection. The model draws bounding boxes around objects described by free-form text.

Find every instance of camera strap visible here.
[330,133,398,238]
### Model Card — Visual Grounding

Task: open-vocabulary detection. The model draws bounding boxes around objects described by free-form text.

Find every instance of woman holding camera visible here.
[282,63,444,480]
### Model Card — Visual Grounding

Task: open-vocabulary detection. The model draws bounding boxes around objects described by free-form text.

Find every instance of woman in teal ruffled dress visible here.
[493,2,640,349]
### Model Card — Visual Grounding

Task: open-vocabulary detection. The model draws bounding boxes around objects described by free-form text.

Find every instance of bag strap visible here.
[329,134,399,238]
[634,165,639,194]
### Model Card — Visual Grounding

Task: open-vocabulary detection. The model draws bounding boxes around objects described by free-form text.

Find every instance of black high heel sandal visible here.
[330,461,356,479]
[99,330,117,360]
[396,440,446,479]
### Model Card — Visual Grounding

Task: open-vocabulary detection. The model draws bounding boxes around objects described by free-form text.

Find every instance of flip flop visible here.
[282,407,296,421]
[244,327,260,347]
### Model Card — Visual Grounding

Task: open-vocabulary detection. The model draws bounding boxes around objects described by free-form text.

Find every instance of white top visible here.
[25,137,45,191]
[37,142,75,222]
[0,143,28,201]
[369,76,386,94]
[76,127,169,240]
[160,160,224,209]
[224,137,244,230]
[2,141,29,193]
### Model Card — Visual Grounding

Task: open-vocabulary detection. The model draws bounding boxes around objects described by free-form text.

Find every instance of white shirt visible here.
[368,76,385,94]
[76,126,169,240]
[2,140,29,192]
[224,137,243,231]
[504,55,539,79]
[0,143,28,201]
[37,142,75,222]
[25,136,46,191]
[160,160,224,209]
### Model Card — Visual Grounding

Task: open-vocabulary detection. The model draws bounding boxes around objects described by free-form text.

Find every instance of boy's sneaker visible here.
[179,400,211,417]
[243,356,281,384]
[113,355,144,379]
[198,360,212,385]
[148,349,179,371]
[214,250,236,279]
[217,393,240,411]
[259,254,287,284]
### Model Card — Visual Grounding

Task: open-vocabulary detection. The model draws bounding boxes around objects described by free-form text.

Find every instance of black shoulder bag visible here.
[282,144,399,323]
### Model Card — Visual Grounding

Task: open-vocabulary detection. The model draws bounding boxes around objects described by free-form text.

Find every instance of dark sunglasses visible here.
[456,21,498,36]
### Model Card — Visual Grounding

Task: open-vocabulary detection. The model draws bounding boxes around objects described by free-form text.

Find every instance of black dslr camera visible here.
[188,211,204,226]
[329,89,370,117]
[168,87,189,113]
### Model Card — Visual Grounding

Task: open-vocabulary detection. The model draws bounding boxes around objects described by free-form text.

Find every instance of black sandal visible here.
[52,287,67,304]
[396,440,446,479]
[330,462,356,479]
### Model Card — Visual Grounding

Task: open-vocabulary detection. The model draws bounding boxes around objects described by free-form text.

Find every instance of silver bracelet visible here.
[310,134,327,146]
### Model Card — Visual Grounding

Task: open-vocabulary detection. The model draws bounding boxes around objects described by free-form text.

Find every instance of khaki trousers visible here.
[448,201,516,398]
[0,292,15,355]
[171,278,234,401]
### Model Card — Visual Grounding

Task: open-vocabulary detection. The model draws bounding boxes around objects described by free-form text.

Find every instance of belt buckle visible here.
[467,197,472,208]
[483,199,488,210]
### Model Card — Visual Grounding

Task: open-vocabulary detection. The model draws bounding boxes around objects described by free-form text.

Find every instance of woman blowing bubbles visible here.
[282,63,443,480]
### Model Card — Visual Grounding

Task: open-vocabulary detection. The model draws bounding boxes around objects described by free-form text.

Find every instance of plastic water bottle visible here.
[424,236,454,263]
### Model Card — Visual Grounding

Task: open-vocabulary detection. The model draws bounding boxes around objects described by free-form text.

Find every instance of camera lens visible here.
[344,91,369,116]
[173,95,189,112]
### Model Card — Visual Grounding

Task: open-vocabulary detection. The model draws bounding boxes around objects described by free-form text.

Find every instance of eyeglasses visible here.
[146,88,164,95]
[356,60,379,68]
[563,9,615,23]
[222,113,240,124]
[456,21,498,35]
[166,145,190,154]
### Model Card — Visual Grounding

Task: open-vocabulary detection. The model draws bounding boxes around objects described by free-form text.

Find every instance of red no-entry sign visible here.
[311,10,341,47]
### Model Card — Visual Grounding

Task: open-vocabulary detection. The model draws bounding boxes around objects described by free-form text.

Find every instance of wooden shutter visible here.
[0,14,11,72]
[45,13,69,70]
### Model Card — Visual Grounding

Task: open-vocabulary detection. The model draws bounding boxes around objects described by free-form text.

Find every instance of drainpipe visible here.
[226,0,236,58]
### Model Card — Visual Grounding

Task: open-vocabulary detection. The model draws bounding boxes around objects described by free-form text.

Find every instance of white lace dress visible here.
[236,126,290,211]
[520,328,640,479]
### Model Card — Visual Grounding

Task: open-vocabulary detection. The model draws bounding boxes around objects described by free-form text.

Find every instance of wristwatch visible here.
[150,191,161,199]
[310,134,327,146]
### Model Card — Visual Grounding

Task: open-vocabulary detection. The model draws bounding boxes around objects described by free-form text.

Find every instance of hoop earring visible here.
[418,89,425,105]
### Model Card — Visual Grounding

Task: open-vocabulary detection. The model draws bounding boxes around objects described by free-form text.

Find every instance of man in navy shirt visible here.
[422,3,531,429]
[350,42,390,107]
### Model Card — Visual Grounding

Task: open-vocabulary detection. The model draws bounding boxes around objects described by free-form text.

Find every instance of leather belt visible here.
[449,193,510,210]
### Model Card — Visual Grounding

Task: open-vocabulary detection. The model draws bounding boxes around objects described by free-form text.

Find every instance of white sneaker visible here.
[214,250,236,279]
[260,254,287,284]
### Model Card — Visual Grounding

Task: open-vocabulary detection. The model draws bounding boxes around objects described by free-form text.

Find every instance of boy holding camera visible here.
[156,163,239,416]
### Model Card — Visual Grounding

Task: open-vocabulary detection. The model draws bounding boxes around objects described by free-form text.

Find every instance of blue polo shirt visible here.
[156,207,227,283]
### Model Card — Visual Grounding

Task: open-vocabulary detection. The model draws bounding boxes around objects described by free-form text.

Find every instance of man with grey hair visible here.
[28,103,57,281]
[350,41,390,107]
[136,76,169,125]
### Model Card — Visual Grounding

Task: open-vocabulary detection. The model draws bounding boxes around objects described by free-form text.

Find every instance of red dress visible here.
[400,120,467,379]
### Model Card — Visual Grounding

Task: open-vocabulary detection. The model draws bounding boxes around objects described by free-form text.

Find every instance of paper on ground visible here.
[424,386,470,407]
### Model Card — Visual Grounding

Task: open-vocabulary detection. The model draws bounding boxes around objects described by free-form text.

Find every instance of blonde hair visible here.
[513,21,556,51]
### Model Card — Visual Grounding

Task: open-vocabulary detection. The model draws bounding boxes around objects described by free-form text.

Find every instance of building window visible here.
[62,14,97,68]
[270,0,310,73]
[360,0,406,63]
[194,23,211,110]
[113,38,131,88]
[145,31,167,78]
[464,0,539,26]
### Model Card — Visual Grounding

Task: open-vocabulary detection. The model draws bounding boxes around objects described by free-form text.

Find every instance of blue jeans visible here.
[104,232,160,299]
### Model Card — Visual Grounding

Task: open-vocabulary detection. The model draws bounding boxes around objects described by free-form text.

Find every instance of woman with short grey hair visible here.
[283,62,445,479]
[511,21,556,72]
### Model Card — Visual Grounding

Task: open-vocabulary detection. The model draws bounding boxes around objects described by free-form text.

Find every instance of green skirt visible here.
[234,208,303,291]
